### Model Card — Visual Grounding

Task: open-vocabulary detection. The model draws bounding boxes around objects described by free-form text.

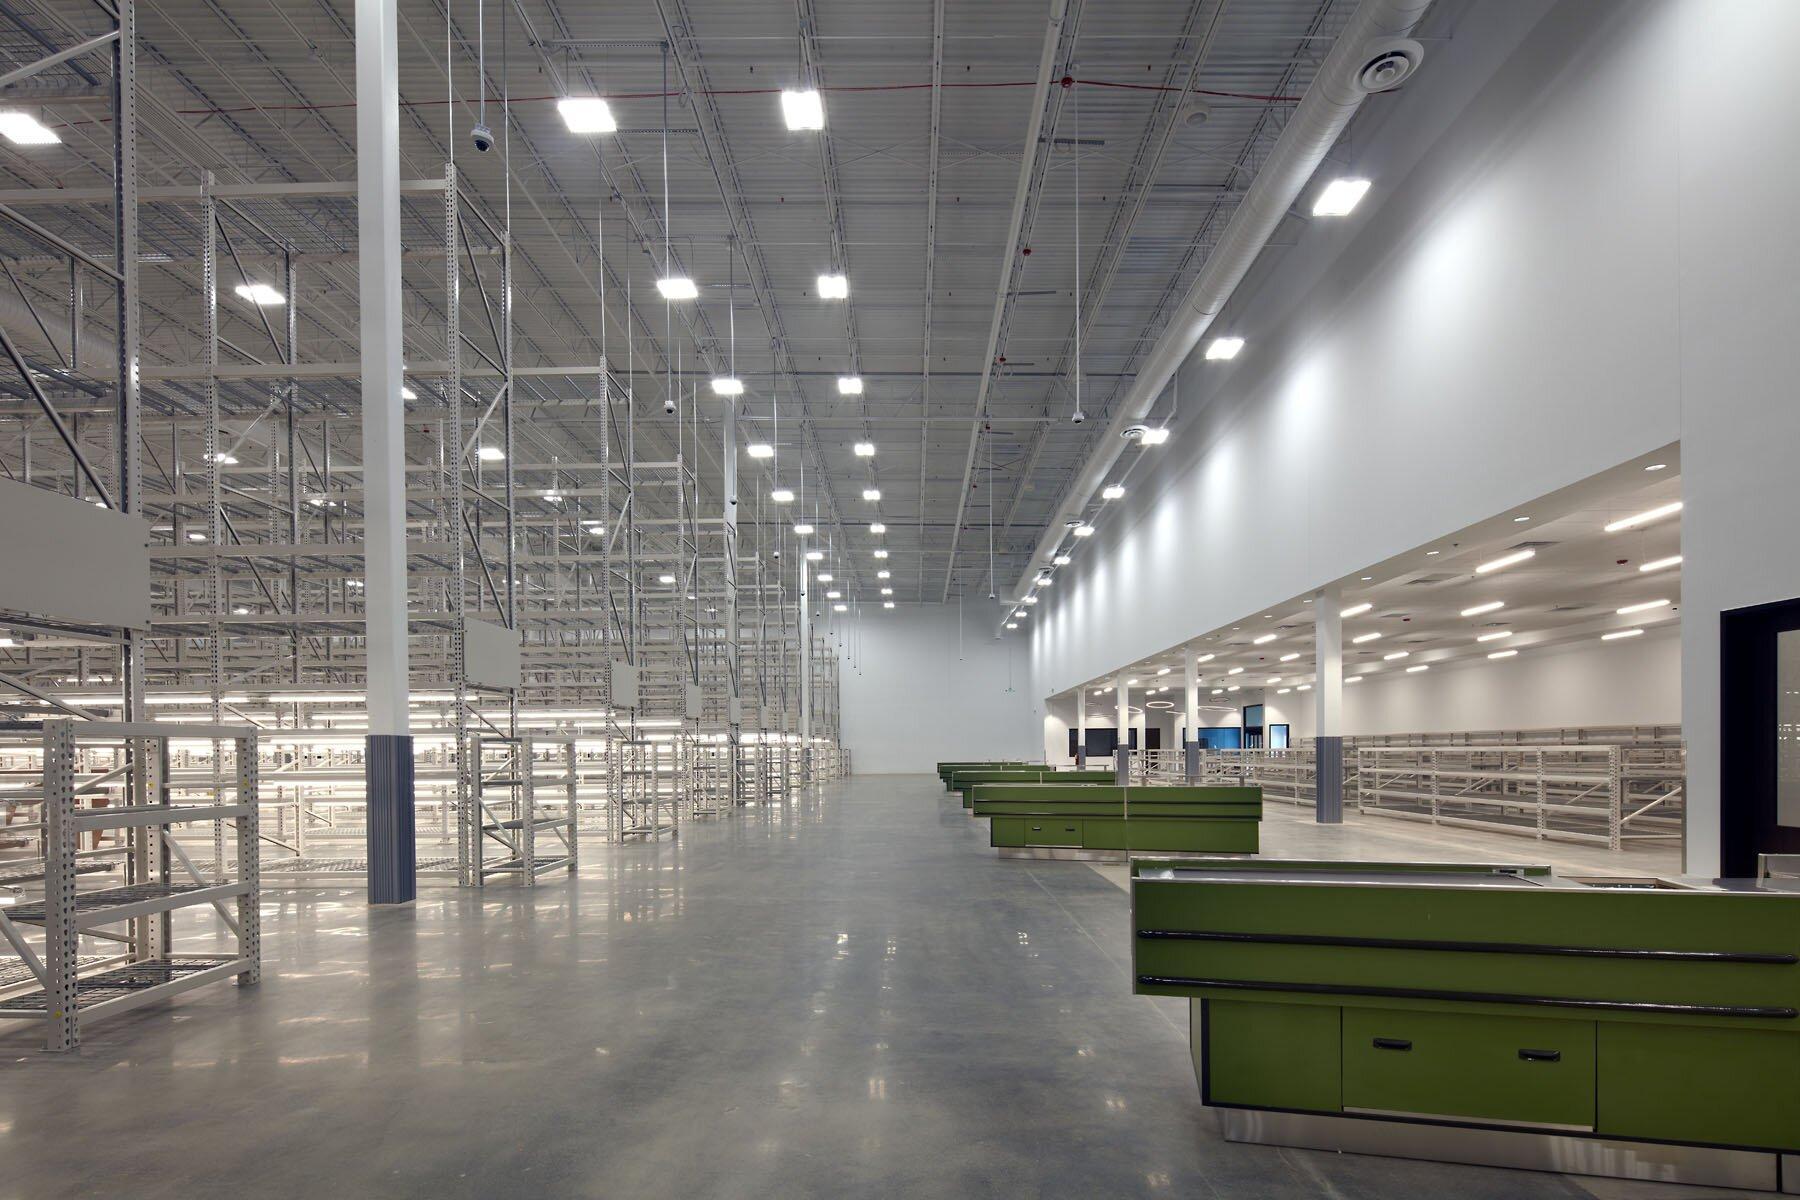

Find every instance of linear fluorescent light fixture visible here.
[1340,602,1372,618]
[1195,653,1215,664]
[1252,633,1276,645]
[1476,548,1535,574]
[656,276,698,301]
[1345,675,1363,684]
[833,603,847,612]
[1351,632,1381,644]
[1617,598,1670,615]
[1487,649,1518,660]
[1204,336,1244,361]
[1266,677,1282,685]
[782,88,825,131]
[817,273,849,299]
[1639,555,1682,573]
[793,522,814,535]
[746,442,775,459]
[862,488,881,502]
[0,111,59,145]
[770,488,795,503]
[711,376,744,397]
[658,574,676,585]
[1101,484,1125,501]
[1280,653,1299,662]
[1383,651,1410,661]
[1227,667,1244,676]
[1460,600,1505,617]
[804,550,823,562]
[477,446,505,462]
[1476,630,1513,642]
[1405,664,1429,674]
[1604,500,1682,533]
[558,96,618,133]
[234,283,284,306]
[817,572,833,582]
[853,441,875,457]
[837,376,864,396]
[1602,628,1644,641]
[1072,524,1095,538]
[1312,177,1371,217]
[825,591,841,600]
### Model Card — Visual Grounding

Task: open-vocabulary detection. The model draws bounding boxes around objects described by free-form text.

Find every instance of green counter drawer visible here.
[1023,819,1082,847]
[990,817,1025,847]
[1205,999,1341,1113]
[1343,1008,1594,1130]
[1598,1023,1800,1151]
[1128,819,1258,854]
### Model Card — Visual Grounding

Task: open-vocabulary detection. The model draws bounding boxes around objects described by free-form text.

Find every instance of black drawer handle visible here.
[1372,1037,1412,1051]
[1518,1048,1562,1063]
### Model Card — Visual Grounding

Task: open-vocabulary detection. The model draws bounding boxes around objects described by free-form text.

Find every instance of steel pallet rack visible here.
[467,734,577,886]
[0,720,259,1052]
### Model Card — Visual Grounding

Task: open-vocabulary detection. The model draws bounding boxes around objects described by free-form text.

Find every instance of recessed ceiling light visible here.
[793,522,814,535]
[817,272,849,298]
[711,376,744,397]
[771,488,795,503]
[1383,651,1410,661]
[1351,632,1382,644]
[1253,633,1276,645]
[781,88,825,131]
[234,283,284,306]
[477,446,505,462]
[1340,602,1372,618]
[1073,524,1095,538]
[1461,600,1505,617]
[1204,336,1243,361]
[1603,628,1643,641]
[0,111,60,145]
[837,376,864,396]
[1312,177,1371,217]
[558,96,617,133]
[1604,501,1682,533]
[853,441,875,457]
[1487,649,1518,659]
[1476,630,1513,642]
[1102,484,1125,501]
[1405,664,1429,673]
[1476,548,1535,574]
[1053,554,1071,566]
[656,276,698,301]
[1617,598,1670,615]
[747,442,775,459]
[1638,555,1682,573]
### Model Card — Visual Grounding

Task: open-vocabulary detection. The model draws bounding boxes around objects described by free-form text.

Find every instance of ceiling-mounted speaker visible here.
[1356,38,1425,93]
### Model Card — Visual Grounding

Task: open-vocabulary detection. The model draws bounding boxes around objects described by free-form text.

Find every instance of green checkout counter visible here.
[1130,858,1800,1192]
[969,783,1261,855]
[944,767,1114,800]
[936,761,1030,787]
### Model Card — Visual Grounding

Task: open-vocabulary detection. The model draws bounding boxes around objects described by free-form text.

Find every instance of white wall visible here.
[1028,1,1800,872]
[1284,631,1680,739]
[835,602,1039,774]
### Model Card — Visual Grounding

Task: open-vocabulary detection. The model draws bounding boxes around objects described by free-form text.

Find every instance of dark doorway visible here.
[1720,596,1800,876]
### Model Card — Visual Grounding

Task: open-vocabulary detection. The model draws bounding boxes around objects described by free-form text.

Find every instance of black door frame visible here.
[1719,596,1800,876]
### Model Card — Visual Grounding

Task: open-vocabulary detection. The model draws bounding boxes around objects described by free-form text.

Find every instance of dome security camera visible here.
[663,398,677,415]
[1070,409,1086,424]
[470,123,494,153]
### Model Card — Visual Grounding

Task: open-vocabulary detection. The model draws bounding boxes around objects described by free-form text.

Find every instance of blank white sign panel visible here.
[0,478,151,629]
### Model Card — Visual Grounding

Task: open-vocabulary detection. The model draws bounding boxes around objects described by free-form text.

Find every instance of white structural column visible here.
[722,402,741,804]
[798,557,811,785]
[356,0,413,902]
[1075,688,1086,766]
[1184,653,1201,781]
[1314,587,1344,823]
[1115,669,1130,783]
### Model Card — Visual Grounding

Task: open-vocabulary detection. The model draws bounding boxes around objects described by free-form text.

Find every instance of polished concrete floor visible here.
[0,776,1760,1199]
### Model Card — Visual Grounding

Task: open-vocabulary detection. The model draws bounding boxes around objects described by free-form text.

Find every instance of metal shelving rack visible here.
[0,720,259,1052]
[467,735,577,886]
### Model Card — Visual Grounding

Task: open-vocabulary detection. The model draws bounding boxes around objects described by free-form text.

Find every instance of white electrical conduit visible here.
[998,0,1433,631]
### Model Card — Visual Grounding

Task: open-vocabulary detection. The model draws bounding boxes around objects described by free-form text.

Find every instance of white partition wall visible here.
[1026,0,1800,874]
[837,603,1039,774]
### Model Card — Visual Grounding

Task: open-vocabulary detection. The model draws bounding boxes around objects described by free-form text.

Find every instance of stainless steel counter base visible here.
[1215,1107,1797,1194]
